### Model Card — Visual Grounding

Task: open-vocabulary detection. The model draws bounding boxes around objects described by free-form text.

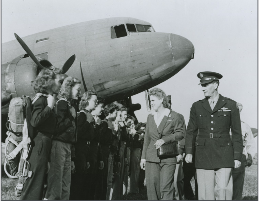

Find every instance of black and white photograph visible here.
[1,0,257,200]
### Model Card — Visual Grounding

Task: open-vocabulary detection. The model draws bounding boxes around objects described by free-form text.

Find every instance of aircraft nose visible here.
[169,33,194,61]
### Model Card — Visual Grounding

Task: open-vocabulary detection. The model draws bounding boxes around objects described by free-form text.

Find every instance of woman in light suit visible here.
[140,88,185,200]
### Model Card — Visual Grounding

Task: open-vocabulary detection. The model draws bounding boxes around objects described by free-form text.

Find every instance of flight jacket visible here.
[53,99,76,144]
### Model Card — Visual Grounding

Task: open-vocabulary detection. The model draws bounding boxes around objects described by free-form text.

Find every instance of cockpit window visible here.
[111,24,127,39]
[136,24,154,32]
[126,24,137,32]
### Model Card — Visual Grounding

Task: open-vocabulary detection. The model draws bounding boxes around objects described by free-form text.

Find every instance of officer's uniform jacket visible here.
[185,94,243,169]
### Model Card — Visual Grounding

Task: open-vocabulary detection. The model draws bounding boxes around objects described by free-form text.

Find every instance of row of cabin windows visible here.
[111,24,154,39]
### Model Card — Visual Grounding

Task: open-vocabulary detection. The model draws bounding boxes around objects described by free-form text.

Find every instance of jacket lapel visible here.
[212,94,227,113]
[157,116,168,134]
[201,98,212,113]
[157,110,172,135]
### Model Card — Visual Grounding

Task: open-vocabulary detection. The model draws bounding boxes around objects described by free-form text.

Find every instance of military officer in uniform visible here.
[185,71,243,200]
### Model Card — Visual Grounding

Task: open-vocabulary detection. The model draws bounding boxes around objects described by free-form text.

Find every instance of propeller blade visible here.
[80,62,88,92]
[61,54,76,73]
[14,33,45,69]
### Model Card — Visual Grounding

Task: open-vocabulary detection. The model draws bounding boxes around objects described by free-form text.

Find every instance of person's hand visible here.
[154,139,165,149]
[71,161,76,173]
[185,154,193,163]
[99,161,104,170]
[177,154,183,163]
[47,94,55,109]
[139,133,144,140]
[234,160,241,168]
[140,159,146,170]
[119,121,125,127]
[70,107,76,118]
[113,122,119,131]
[246,153,253,167]
[86,162,90,169]
[96,117,101,125]
[130,128,136,135]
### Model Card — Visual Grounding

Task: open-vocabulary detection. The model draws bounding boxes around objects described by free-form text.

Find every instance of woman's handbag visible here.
[157,111,179,158]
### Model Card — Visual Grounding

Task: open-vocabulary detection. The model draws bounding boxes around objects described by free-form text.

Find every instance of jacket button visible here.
[211,121,213,123]
[211,128,214,130]
[211,115,213,117]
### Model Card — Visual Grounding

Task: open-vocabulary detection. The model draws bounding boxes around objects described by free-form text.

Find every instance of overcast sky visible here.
[2,0,257,128]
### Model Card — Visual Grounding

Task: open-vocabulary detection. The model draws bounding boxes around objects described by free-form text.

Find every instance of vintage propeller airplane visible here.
[2,17,194,132]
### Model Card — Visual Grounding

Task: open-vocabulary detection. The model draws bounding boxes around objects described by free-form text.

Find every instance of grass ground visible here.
[1,143,258,200]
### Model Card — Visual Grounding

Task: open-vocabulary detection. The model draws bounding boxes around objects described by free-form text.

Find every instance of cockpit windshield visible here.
[136,24,154,32]
[111,24,155,39]
[126,24,137,32]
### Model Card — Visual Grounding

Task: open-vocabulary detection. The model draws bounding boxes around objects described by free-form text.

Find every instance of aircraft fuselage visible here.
[2,17,194,107]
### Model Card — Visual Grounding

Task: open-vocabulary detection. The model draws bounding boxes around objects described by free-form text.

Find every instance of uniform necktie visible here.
[209,99,215,110]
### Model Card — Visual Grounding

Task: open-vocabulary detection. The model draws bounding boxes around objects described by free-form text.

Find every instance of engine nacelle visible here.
[4,55,38,99]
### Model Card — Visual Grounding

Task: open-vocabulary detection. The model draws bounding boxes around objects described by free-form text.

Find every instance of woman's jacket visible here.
[141,110,185,163]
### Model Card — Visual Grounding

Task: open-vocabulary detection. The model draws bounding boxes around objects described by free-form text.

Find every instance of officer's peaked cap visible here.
[197,71,223,85]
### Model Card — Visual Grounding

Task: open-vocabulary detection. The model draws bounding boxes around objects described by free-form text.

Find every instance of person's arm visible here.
[244,123,257,159]
[161,114,185,143]
[178,138,185,155]
[30,97,53,127]
[230,101,243,162]
[141,115,151,159]
[185,104,198,155]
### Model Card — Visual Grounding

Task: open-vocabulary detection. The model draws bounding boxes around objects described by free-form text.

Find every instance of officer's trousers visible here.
[145,161,176,200]
[130,148,141,193]
[20,133,51,200]
[197,168,232,200]
[45,140,72,200]
[232,154,246,200]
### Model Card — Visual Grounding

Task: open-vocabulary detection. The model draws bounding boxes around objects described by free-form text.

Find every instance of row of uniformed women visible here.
[70,100,145,200]
[19,68,145,200]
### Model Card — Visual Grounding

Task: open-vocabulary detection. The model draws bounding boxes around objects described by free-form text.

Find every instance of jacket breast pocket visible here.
[197,114,207,128]
[217,112,230,128]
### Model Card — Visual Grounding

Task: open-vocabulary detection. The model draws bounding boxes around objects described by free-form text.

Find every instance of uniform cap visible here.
[197,71,223,85]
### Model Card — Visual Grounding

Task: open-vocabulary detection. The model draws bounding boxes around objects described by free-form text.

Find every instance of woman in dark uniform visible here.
[44,76,81,200]
[90,102,105,199]
[140,88,185,200]
[97,103,119,200]
[69,90,98,200]
[20,69,67,200]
